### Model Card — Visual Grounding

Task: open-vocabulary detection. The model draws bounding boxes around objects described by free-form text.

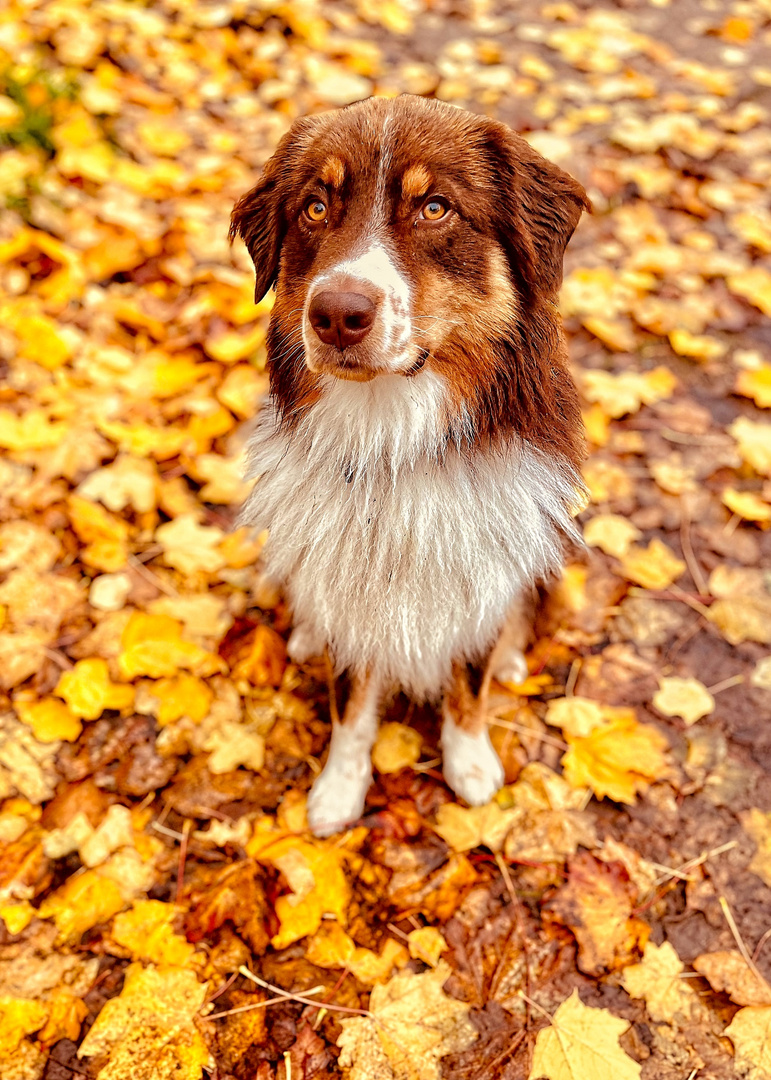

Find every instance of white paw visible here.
[306,754,372,837]
[287,624,324,664]
[492,647,529,686]
[441,713,504,806]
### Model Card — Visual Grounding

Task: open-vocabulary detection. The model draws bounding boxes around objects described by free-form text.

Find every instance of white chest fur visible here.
[240,371,583,701]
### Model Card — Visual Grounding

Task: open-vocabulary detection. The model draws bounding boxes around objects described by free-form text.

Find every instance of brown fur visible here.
[230,95,590,470]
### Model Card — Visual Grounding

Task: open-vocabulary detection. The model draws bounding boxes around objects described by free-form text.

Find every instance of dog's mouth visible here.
[305,341,430,382]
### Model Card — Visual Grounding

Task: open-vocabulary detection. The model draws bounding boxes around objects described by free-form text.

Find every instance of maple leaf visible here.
[54,659,135,721]
[337,961,477,1080]
[652,676,715,725]
[725,1006,771,1080]
[306,921,408,985]
[583,513,641,558]
[546,697,670,804]
[77,964,209,1080]
[621,941,702,1023]
[528,990,641,1080]
[118,612,221,679]
[740,808,771,887]
[109,900,197,967]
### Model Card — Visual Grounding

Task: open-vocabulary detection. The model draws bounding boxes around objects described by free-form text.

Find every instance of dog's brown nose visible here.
[308,290,376,350]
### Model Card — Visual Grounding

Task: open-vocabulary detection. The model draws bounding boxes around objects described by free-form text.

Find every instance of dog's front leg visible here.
[441,663,504,806]
[306,672,381,837]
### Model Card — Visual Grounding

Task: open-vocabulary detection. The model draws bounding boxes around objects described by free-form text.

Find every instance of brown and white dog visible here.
[231,95,589,836]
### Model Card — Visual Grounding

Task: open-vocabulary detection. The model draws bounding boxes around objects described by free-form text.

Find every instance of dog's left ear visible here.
[230,116,321,302]
[485,121,591,297]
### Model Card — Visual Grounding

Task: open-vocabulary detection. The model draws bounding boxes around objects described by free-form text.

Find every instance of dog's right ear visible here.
[230,117,320,303]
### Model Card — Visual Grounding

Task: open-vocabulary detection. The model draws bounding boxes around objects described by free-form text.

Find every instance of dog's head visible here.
[231,96,589,458]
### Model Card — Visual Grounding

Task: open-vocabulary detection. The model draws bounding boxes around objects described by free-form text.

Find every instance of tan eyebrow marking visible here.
[320,156,346,188]
[401,164,433,200]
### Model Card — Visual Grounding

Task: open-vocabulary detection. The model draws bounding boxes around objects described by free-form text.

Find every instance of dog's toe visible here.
[441,713,504,806]
[306,756,372,837]
[491,646,529,686]
[287,624,324,664]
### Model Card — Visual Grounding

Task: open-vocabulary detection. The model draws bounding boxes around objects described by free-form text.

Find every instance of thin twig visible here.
[488,716,568,752]
[565,658,581,698]
[752,927,771,964]
[237,967,372,1017]
[706,673,744,695]
[719,895,766,985]
[680,509,709,597]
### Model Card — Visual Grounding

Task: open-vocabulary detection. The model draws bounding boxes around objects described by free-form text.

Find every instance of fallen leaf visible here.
[546,852,648,975]
[55,659,135,721]
[652,676,715,725]
[77,963,209,1080]
[372,722,423,774]
[740,808,771,887]
[118,612,221,679]
[337,961,477,1080]
[618,539,686,590]
[722,488,771,523]
[528,989,641,1080]
[433,801,519,853]
[621,940,701,1023]
[547,697,670,804]
[578,367,677,418]
[110,900,197,967]
[584,514,642,558]
[693,950,771,1007]
[14,698,82,743]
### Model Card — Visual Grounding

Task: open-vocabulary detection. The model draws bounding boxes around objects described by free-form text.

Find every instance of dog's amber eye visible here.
[305,199,327,222]
[421,198,449,221]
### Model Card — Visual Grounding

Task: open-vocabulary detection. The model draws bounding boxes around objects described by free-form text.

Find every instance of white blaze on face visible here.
[303,241,413,373]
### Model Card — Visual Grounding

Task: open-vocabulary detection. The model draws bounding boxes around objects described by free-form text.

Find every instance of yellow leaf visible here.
[582,459,634,503]
[205,324,265,364]
[728,267,771,316]
[618,539,685,589]
[584,514,641,558]
[77,455,158,513]
[407,927,446,967]
[38,990,89,1044]
[216,365,268,419]
[307,922,407,985]
[110,900,196,966]
[547,697,670,804]
[725,1006,771,1080]
[622,941,701,1023]
[55,658,135,721]
[12,313,74,369]
[434,801,519,853]
[668,328,726,360]
[730,417,771,475]
[0,998,48,1055]
[582,316,637,352]
[155,514,226,576]
[652,676,715,725]
[0,409,69,452]
[96,419,189,461]
[38,871,125,943]
[248,821,357,948]
[137,119,191,156]
[693,951,771,1008]
[650,459,697,495]
[145,672,213,726]
[77,963,209,1080]
[528,990,641,1080]
[722,488,771,523]
[219,527,264,569]
[14,698,82,742]
[337,961,476,1080]
[741,808,771,887]
[230,625,287,686]
[118,612,221,679]
[0,901,35,935]
[578,367,677,418]
[372,722,422,774]
[68,494,130,572]
[736,366,771,408]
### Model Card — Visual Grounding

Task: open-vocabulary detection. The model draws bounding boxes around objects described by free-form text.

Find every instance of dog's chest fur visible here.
[240,372,581,701]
